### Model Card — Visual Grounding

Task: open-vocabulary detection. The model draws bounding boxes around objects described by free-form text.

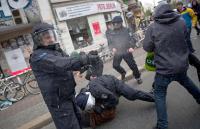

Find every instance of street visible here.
[0,31,200,129]
[42,32,200,129]
[1,1,199,129]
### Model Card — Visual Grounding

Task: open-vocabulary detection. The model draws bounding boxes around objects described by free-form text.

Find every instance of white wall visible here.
[36,0,55,24]
[57,22,75,54]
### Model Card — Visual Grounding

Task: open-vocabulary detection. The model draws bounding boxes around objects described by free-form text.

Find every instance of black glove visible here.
[88,54,100,64]
[79,54,99,66]
[79,54,89,66]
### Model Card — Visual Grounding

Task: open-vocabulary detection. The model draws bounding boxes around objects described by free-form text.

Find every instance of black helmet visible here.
[112,16,123,23]
[32,23,59,49]
[76,89,95,111]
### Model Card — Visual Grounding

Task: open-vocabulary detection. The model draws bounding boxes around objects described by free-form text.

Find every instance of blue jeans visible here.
[154,72,200,129]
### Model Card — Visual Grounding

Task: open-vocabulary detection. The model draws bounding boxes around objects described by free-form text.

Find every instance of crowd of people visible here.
[29,1,200,129]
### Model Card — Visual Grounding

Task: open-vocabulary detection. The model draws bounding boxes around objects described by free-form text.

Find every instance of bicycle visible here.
[3,69,40,102]
[1,76,24,102]
[22,70,40,95]
[98,43,113,63]
[133,29,146,48]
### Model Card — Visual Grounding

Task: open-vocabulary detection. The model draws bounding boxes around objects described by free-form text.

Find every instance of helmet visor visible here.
[113,22,122,29]
[35,30,59,46]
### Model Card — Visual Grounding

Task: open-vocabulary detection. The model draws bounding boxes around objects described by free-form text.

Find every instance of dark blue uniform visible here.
[30,46,82,129]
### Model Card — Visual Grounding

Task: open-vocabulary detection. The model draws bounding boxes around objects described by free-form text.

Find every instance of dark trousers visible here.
[116,79,154,102]
[195,15,200,34]
[194,26,200,34]
[189,53,200,82]
[186,27,195,52]
[47,100,82,129]
[113,52,140,79]
[154,72,200,129]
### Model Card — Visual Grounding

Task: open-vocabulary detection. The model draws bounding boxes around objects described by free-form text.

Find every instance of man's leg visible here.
[123,53,142,83]
[186,27,195,53]
[115,80,154,102]
[113,54,126,80]
[189,54,200,82]
[154,73,171,129]
[48,101,82,129]
[150,82,156,94]
[177,72,200,104]
[194,26,200,35]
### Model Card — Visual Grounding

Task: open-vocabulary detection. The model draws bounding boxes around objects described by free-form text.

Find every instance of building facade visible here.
[37,0,127,54]
[0,0,126,77]
[0,0,40,77]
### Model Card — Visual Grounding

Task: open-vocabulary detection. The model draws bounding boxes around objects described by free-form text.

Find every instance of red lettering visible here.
[97,3,116,11]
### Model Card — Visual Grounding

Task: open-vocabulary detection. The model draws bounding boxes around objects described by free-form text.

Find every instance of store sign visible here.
[55,1,121,21]
[4,48,28,75]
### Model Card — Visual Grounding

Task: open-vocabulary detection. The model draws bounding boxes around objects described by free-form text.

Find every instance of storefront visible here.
[0,0,40,77]
[0,24,35,77]
[50,0,127,53]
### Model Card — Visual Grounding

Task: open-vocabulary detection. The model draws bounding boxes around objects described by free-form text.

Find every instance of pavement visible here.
[1,30,200,129]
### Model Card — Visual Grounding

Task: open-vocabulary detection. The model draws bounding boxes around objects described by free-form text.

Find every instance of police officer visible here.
[29,23,98,129]
[106,16,142,84]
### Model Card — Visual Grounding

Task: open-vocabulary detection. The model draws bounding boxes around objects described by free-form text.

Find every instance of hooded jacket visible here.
[143,4,189,75]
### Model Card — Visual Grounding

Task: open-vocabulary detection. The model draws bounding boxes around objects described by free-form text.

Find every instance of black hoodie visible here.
[143,4,189,75]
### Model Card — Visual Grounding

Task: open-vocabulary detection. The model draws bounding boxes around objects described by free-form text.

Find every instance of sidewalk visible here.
[0,48,146,129]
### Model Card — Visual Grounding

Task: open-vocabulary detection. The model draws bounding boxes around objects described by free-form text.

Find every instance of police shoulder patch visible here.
[39,53,48,59]
[31,52,48,62]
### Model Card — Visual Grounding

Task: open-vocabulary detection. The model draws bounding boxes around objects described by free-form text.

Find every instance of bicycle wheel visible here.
[25,79,40,95]
[4,83,25,102]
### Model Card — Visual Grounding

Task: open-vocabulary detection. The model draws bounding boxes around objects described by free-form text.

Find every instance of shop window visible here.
[104,13,112,22]
[67,17,93,50]
[0,35,33,77]
[104,13,113,30]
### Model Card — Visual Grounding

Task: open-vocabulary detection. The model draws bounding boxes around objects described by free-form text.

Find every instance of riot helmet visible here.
[112,16,123,30]
[32,23,59,48]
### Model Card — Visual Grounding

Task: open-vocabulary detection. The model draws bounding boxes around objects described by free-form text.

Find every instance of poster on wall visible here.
[4,48,28,75]
[92,22,101,35]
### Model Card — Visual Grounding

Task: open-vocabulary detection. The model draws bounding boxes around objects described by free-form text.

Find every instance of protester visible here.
[192,0,200,35]
[177,1,198,52]
[106,16,142,84]
[143,3,200,129]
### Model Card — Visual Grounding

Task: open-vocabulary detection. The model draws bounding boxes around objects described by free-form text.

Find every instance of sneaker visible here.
[136,78,143,84]
[121,73,126,81]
